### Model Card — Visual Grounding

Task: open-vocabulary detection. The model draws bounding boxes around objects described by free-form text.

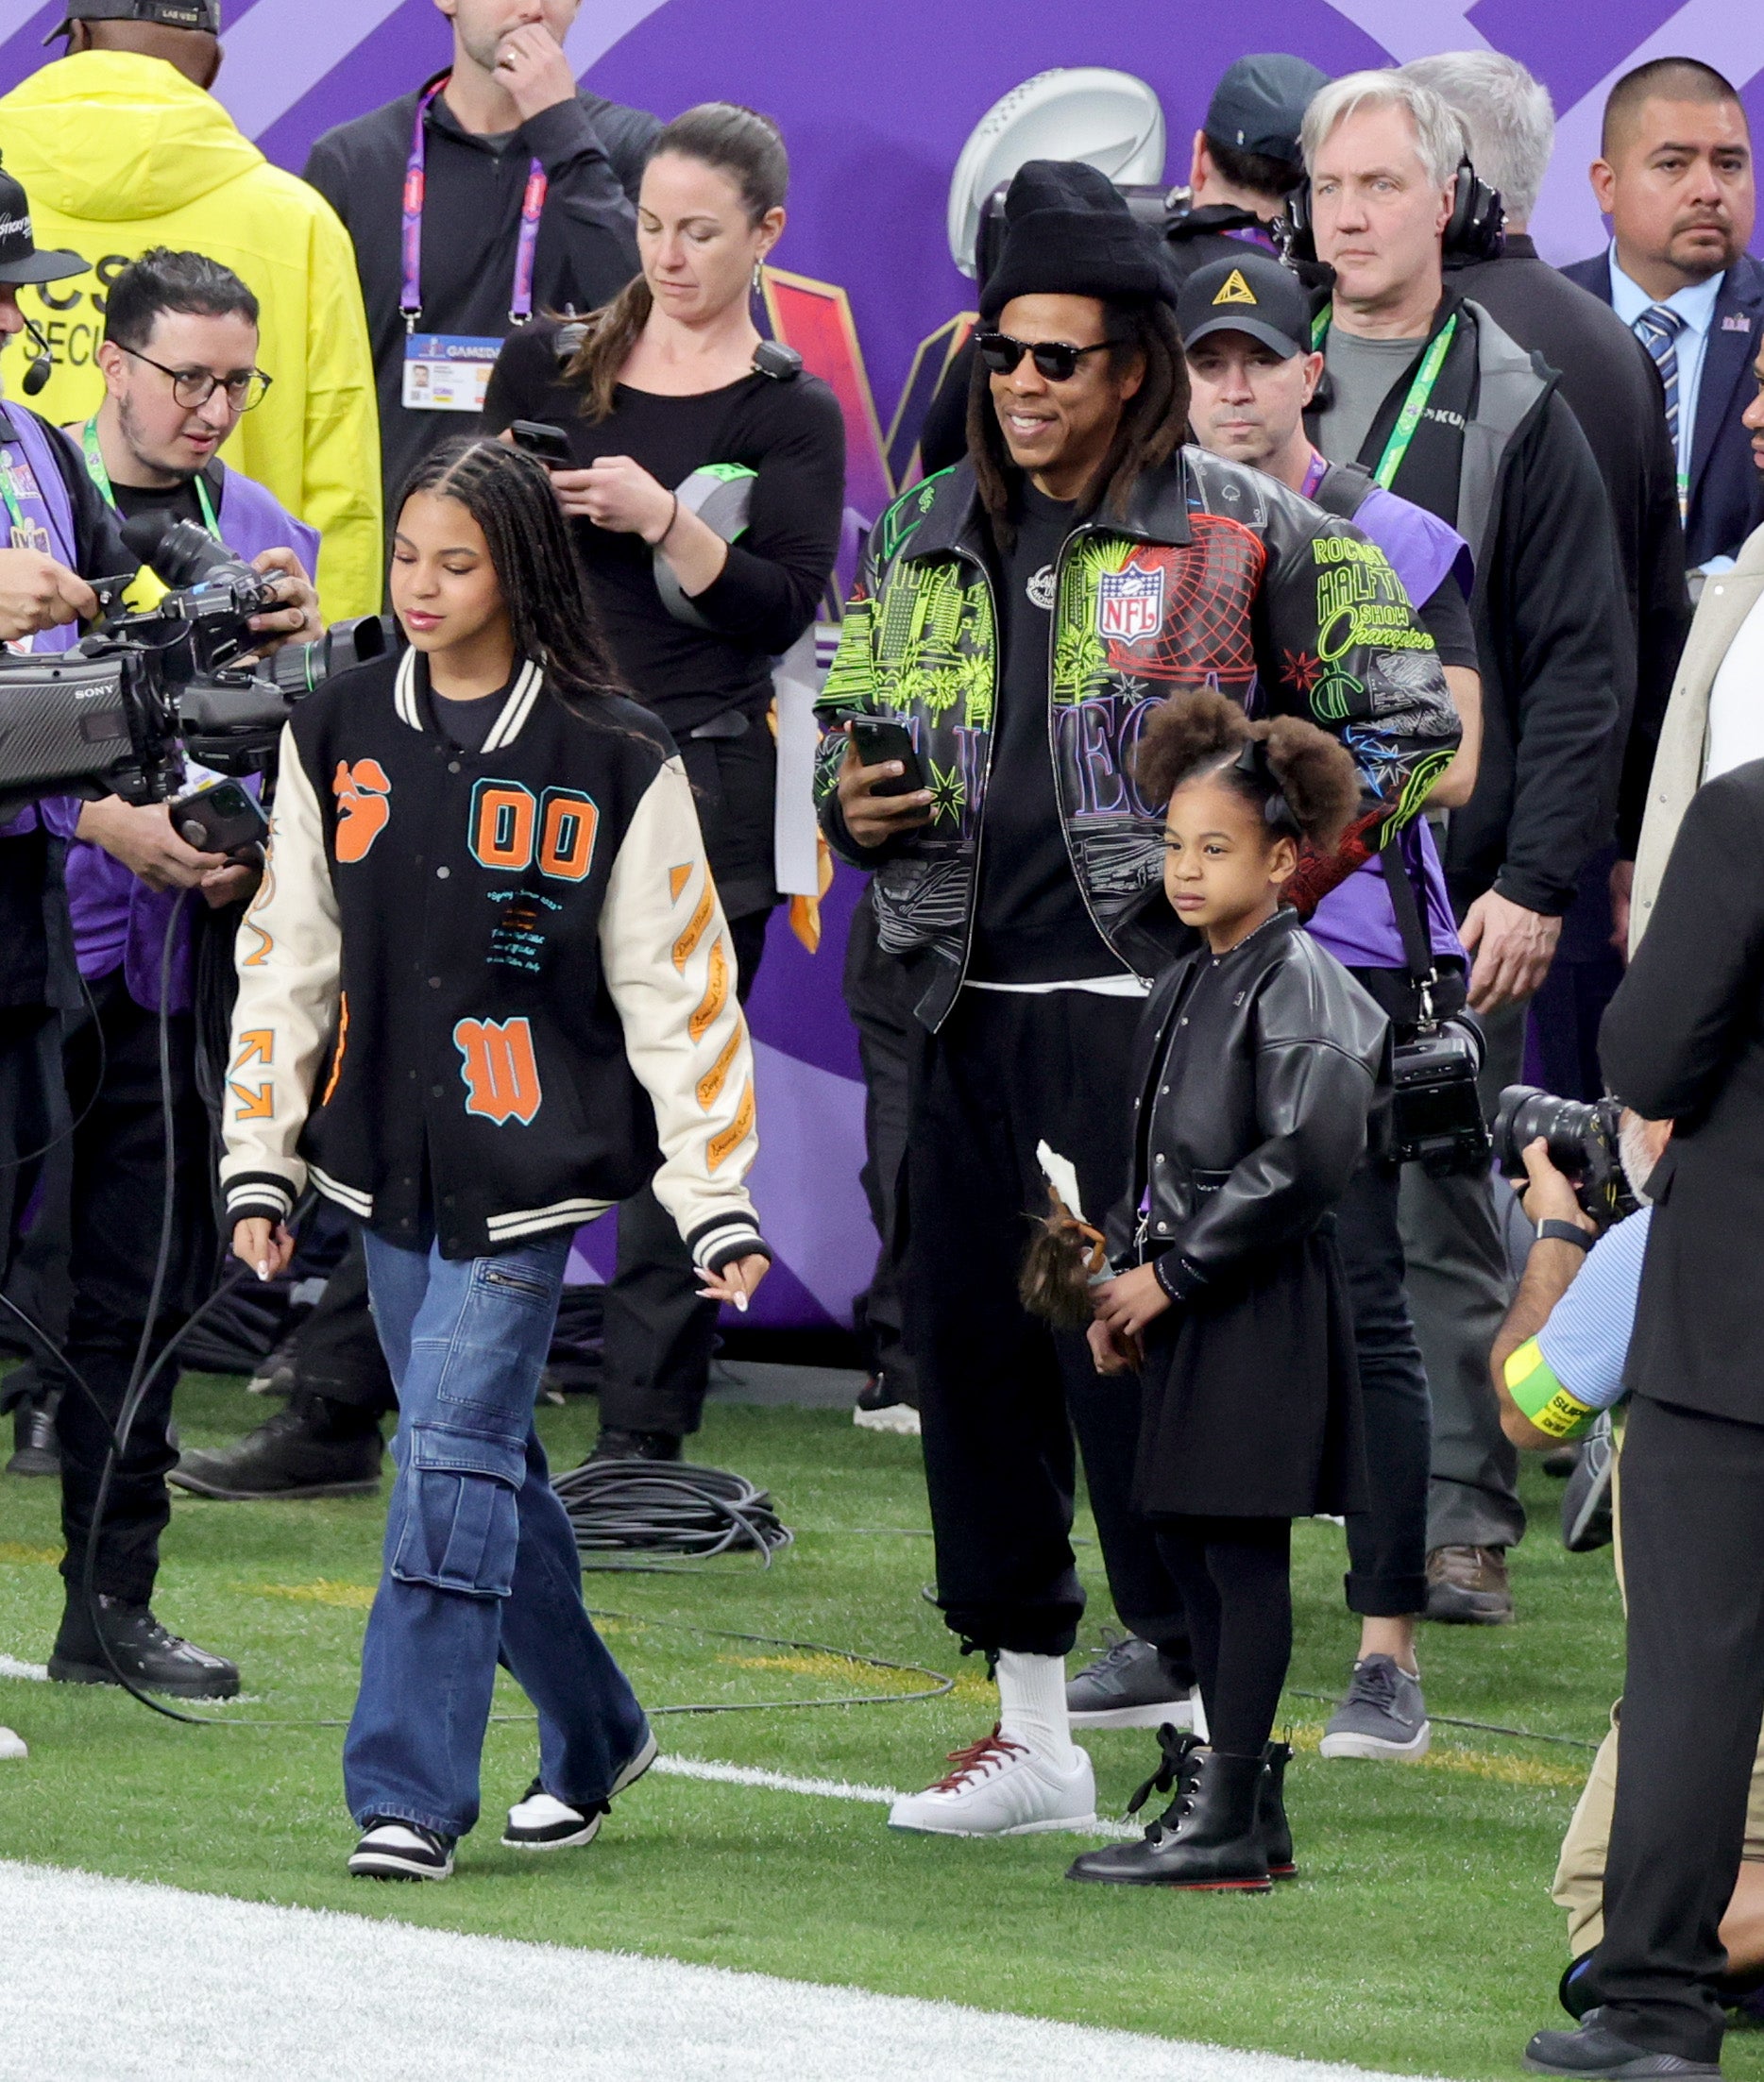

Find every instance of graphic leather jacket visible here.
[815,449,1460,1029]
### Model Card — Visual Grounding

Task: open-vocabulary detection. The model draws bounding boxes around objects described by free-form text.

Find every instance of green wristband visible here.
[1503,1336,1598,1441]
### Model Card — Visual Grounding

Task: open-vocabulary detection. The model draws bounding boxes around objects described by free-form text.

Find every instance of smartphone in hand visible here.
[849,717,926,799]
[509,420,573,468]
[170,779,267,855]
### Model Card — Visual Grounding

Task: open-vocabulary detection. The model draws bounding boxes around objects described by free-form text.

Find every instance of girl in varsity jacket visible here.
[221,438,770,1883]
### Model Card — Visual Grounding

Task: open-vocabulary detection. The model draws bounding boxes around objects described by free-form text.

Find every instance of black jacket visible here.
[1563,247,1764,572]
[305,81,658,516]
[220,650,765,1269]
[1106,909,1390,1298]
[1601,761,1764,1424]
[1312,293,1625,916]
[1452,239,1689,854]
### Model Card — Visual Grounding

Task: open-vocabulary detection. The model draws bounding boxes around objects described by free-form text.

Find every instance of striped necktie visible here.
[1634,302,1688,465]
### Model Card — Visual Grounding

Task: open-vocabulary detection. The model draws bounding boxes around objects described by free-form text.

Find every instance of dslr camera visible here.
[1493,1085,1638,1229]
[0,515,387,820]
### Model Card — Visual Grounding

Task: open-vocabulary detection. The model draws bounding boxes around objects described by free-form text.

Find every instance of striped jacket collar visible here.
[393,648,546,753]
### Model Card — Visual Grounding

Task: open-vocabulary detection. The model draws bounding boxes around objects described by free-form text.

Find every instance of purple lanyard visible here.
[401,75,548,331]
[1300,449,1329,502]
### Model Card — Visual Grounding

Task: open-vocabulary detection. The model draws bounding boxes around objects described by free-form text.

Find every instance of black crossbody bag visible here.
[1378,836,1491,1177]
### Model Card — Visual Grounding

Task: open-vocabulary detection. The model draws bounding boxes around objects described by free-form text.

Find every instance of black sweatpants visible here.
[1154,1516,1293,1756]
[1333,1154,1433,1617]
[52,975,214,1605]
[905,988,1187,1660]
[599,908,771,1438]
[292,1227,396,1413]
[1593,1394,1764,2062]
[842,887,917,1400]
[0,1005,65,1329]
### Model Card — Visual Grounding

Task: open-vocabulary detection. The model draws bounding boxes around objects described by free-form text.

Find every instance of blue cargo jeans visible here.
[343,1231,650,1839]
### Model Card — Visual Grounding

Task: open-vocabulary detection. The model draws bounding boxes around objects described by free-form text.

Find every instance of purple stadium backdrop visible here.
[0,0,1756,1328]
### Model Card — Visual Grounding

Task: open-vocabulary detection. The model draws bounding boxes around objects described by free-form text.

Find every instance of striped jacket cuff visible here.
[225,1173,297,1227]
[687,1213,771,1275]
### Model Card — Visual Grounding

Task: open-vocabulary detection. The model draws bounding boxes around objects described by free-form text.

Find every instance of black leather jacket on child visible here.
[1106,909,1391,1300]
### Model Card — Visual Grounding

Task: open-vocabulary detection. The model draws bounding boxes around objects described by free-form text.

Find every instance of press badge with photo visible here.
[402,334,501,413]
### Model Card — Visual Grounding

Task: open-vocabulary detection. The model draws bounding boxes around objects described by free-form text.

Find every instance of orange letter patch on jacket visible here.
[453,1017,543,1126]
[332,759,392,862]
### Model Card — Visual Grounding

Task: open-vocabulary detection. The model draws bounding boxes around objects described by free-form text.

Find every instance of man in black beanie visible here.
[816,162,1461,1872]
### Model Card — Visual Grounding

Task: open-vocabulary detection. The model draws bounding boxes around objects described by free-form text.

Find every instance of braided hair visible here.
[397,437,624,711]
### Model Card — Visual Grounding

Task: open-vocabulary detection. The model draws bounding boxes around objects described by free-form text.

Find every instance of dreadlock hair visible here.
[1136,687,1360,851]
[396,437,625,713]
[967,295,1189,550]
[563,103,789,423]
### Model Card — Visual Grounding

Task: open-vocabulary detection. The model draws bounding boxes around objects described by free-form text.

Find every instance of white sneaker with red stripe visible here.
[887,1724,1096,1837]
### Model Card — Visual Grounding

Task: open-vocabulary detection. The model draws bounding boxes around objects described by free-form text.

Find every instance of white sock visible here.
[994,1650,1075,1766]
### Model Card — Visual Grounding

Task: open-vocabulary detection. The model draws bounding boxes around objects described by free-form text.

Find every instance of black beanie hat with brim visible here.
[978,159,1175,322]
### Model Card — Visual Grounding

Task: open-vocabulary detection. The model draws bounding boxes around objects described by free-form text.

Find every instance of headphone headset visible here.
[1280,159,1504,266]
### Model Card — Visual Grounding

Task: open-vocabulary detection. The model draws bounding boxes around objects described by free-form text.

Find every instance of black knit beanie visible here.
[978,159,1175,322]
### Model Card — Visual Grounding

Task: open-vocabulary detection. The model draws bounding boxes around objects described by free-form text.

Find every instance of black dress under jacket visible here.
[1106,910,1390,1519]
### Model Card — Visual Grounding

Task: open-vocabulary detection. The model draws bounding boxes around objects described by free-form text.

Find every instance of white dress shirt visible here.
[1608,247,1724,491]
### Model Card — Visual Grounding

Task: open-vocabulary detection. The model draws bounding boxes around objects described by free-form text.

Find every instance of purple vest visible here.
[46,458,319,1013]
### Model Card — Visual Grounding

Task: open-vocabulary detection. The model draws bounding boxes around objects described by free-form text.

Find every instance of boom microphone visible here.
[19,312,52,398]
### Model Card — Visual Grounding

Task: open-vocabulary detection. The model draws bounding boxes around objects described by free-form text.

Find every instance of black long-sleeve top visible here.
[484,319,846,731]
[304,83,658,518]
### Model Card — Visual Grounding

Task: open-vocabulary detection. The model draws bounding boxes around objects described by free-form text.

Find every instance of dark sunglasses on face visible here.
[975,330,1119,382]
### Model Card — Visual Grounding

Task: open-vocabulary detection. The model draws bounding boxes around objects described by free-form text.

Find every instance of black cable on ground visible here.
[551,1459,793,1568]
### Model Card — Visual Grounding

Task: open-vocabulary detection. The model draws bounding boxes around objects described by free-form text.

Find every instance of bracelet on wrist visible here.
[1534,1218,1595,1254]
[653,491,680,549]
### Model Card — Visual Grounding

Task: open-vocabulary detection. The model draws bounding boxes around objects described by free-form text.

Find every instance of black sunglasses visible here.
[975,330,1120,382]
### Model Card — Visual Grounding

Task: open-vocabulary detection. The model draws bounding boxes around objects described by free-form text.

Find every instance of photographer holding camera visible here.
[23,248,320,1702]
[1524,753,1764,2078]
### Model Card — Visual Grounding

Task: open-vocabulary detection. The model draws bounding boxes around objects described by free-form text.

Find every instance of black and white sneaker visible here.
[853,1373,920,1436]
[348,1819,454,1882]
[502,1728,659,1849]
[1562,1413,1616,1553]
[502,1783,607,1850]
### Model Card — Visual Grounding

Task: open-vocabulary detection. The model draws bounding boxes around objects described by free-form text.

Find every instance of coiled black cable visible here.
[551,1458,793,1568]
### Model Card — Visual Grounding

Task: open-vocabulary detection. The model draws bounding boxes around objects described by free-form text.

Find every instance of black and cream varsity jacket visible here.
[220,649,768,1268]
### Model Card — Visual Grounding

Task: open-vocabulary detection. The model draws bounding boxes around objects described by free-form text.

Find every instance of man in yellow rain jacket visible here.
[0,4,382,618]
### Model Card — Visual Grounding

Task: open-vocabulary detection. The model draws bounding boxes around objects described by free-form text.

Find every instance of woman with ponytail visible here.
[1049,688,1390,1897]
[484,102,844,1461]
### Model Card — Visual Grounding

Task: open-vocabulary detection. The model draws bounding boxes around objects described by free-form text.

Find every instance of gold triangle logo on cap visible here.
[1213,268,1258,306]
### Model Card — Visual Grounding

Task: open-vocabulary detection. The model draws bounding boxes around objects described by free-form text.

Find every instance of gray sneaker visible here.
[1066,1635,1196,1732]
[1318,1653,1431,1761]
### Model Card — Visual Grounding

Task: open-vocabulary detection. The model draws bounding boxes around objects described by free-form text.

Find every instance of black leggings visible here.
[1153,1516,1293,1757]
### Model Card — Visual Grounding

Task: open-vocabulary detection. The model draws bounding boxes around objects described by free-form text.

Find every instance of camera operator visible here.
[1486,1109,1764,2030]
[25,248,320,1703]
[1525,755,1764,2078]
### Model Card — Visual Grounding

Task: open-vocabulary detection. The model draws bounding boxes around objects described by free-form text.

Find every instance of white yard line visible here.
[0,1860,1451,2082]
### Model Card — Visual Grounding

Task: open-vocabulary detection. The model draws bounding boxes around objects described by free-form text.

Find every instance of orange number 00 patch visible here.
[467,780,597,881]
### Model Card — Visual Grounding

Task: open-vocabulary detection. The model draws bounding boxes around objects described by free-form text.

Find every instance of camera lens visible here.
[1493,1085,1601,1178]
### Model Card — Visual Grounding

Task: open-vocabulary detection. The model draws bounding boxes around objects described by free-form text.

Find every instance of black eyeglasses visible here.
[119,343,273,413]
[975,330,1121,382]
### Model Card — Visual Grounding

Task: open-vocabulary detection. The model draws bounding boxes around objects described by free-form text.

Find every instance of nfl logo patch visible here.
[1097,566,1164,642]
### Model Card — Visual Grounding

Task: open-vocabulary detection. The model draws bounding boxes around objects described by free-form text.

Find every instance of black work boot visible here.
[169,1392,382,1500]
[49,1593,240,1699]
[1260,1739,1296,1879]
[586,1426,683,1464]
[1067,1744,1272,1890]
[7,1390,60,1476]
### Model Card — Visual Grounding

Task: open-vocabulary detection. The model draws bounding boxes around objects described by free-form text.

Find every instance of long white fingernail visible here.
[734,1293,748,1313]
[257,1261,271,1281]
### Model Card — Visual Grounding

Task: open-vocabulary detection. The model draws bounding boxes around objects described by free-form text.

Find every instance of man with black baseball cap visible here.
[818,160,1460,1864]
[1182,244,1486,1762]
[0,0,382,616]
[1167,53,1330,282]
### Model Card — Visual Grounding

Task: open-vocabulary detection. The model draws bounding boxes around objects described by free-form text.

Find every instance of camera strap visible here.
[1380,833,1438,1023]
[79,419,220,542]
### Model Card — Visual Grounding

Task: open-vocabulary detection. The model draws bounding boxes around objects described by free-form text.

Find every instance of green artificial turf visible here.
[0,1374,1755,2081]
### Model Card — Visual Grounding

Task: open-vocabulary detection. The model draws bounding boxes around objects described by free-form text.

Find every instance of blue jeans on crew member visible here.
[344,1230,650,1839]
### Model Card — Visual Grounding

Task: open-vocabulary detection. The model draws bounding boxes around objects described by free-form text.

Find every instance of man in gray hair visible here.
[1395,51,1689,1605]
[1300,69,1622,1666]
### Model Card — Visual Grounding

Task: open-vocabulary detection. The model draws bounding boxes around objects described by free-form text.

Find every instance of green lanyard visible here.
[0,453,25,540]
[80,417,220,537]
[1312,307,1458,491]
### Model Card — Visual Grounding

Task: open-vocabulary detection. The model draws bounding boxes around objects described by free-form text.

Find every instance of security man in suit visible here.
[1564,57,1764,578]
